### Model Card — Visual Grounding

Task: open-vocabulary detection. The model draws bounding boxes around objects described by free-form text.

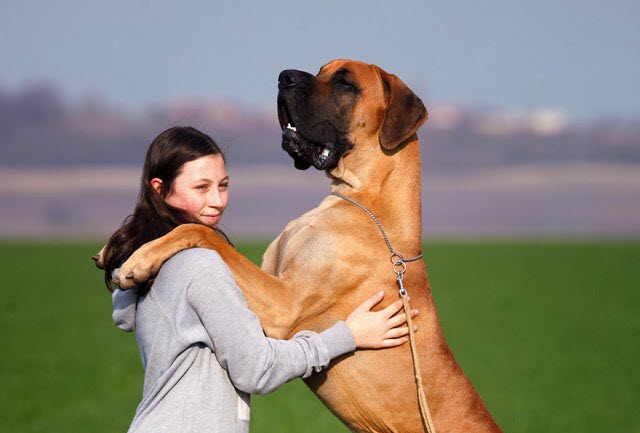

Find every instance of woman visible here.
[102,126,417,433]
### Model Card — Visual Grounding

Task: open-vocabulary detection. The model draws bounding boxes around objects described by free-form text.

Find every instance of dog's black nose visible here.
[278,69,310,90]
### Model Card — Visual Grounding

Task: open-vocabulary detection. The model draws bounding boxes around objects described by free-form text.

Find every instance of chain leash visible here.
[330,192,437,433]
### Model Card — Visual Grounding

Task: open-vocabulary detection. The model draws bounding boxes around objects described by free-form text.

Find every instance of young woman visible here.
[102,126,417,433]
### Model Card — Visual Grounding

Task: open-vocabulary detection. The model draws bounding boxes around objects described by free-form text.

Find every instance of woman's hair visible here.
[103,126,229,292]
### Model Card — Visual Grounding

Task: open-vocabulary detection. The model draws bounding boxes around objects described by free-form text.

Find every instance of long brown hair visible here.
[103,126,229,292]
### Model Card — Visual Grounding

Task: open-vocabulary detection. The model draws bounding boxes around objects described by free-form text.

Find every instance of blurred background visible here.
[1,1,638,432]
[1,0,639,238]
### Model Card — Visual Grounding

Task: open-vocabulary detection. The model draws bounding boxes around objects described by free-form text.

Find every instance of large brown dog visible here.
[113,60,502,433]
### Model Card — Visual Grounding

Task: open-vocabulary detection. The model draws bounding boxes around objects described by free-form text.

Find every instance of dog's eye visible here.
[336,78,358,92]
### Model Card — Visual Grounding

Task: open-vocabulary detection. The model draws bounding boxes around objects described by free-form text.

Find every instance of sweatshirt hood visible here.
[112,280,139,332]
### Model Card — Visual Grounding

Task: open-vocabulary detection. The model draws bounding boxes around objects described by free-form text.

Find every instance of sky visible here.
[1,0,639,120]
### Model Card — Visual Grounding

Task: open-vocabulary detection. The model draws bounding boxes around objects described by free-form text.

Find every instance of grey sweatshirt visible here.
[112,248,355,433]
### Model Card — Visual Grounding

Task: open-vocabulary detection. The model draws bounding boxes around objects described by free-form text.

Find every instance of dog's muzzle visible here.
[277,99,346,171]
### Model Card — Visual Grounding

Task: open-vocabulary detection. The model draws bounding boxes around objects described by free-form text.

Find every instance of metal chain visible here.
[330,191,424,263]
[330,190,436,433]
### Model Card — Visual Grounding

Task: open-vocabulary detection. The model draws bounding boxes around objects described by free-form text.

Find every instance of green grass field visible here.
[1,240,638,432]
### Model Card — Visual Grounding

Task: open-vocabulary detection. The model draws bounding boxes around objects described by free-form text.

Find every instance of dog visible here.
[108,60,502,433]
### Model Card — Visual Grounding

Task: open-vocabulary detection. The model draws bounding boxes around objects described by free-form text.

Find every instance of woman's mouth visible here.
[201,214,221,225]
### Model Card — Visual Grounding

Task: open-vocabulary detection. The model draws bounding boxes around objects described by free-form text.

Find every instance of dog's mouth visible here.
[277,99,341,171]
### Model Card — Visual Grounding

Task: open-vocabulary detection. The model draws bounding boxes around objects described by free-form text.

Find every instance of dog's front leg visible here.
[114,224,208,289]
[116,223,301,338]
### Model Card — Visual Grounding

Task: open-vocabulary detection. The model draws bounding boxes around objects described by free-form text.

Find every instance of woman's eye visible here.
[219,183,229,190]
[196,185,208,190]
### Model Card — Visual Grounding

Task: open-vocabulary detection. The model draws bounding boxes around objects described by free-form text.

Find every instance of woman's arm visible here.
[184,249,413,395]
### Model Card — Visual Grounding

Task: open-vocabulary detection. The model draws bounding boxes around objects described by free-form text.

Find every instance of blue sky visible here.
[2,0,639,120]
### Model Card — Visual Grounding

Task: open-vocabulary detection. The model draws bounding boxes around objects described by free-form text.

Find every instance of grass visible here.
[0,239,638,432]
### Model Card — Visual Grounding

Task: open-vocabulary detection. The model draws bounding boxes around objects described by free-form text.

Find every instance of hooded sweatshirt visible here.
[112,248,355,433]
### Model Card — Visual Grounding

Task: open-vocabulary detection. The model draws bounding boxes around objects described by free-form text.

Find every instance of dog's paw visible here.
[92,245,106,269]
[115,244,160,290]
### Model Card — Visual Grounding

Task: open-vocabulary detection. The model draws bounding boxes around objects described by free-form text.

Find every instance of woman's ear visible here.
[150,178,163,195]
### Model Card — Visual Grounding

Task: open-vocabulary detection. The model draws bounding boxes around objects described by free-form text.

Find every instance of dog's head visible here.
[277,59,427,172]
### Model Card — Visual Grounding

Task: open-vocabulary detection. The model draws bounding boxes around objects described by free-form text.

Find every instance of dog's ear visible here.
[378,70,428,150]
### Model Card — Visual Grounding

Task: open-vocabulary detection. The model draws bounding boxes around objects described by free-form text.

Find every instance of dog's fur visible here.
[110,60,502,433]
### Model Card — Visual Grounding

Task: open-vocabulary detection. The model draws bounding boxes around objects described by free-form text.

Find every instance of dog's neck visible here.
[328,134,423,255]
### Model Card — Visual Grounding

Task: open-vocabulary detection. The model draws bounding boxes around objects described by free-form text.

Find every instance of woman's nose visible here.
[207,190,223,208]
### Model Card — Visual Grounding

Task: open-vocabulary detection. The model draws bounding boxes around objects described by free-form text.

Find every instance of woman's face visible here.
[159,154,229,227]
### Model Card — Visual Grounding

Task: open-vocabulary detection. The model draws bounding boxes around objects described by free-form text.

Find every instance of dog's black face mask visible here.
[277,68,358,170]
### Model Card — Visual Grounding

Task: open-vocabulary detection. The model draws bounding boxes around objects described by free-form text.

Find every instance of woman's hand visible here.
[345,291,418,349]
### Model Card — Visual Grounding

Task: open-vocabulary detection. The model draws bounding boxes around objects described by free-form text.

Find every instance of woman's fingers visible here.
[354,290,385,313]
[346,290,422,349]
[382,336,409,347]
[381,298,404,317]
[381,324,419,347]
[386,324,418,339]
[387,308,419,328]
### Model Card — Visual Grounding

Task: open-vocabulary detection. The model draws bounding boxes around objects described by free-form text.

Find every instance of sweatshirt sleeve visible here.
[184,249,356,395]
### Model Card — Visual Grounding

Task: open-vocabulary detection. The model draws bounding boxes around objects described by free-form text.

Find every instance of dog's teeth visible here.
[287,123,297,132]
[322,148,330,157]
